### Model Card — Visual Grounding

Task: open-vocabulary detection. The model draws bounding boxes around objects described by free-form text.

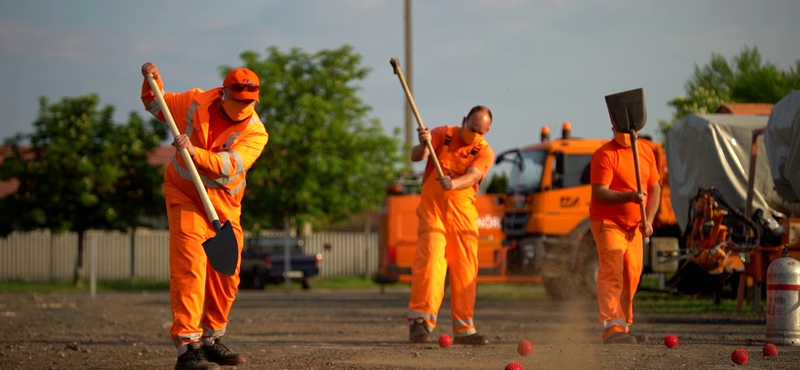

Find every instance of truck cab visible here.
[498,125,605,275]
[497,123,680,299]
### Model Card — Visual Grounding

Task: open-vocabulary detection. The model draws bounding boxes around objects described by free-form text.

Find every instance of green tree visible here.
[223,45,404,233]
[659,45,800,138]
[0,94,168,285]
[484,172,508,194]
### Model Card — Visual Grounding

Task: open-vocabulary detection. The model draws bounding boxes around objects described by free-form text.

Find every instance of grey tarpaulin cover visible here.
[666,114,782,231]
[764,90,800,203]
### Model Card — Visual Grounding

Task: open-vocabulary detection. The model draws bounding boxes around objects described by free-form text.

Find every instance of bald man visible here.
[406,105,496,345]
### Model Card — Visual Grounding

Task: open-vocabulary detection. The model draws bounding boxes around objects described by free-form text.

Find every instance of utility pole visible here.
[404,0,413,169]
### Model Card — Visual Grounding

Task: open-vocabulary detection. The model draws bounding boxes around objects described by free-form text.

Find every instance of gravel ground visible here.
[1,285,798,370]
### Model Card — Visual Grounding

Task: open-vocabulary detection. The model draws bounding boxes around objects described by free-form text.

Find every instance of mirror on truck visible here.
[553,151,565,189]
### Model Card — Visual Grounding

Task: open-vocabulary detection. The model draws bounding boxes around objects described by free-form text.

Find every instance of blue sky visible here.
[1,0,798,168]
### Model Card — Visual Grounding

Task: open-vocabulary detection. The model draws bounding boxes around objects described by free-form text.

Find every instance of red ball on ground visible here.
[505,362,524,370]
[762,342,778,357]
[438,334,452,348]
[664,334,678,348]
[517,340,533,356]
[731,348,749,365]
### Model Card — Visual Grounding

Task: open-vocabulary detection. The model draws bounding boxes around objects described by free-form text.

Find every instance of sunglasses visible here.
[229,84,259,93]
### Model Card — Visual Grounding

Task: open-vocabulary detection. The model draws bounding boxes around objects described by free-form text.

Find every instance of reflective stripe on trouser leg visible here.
[445,197,479,337]
[201,220,244,346]
[407,311,438,332]
[592,220,643,341]
[174,333,202,356]
[408,196,448,331]
[167,188,210,353]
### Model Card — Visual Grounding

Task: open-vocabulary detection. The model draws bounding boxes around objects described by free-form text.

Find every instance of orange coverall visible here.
[589,139,659,341]
[407,126,495,337]
[141,77,268,354]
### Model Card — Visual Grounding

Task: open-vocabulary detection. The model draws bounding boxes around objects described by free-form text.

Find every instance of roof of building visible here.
[715,103,774,115]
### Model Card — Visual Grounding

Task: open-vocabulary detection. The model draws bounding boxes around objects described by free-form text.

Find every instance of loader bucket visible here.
[605,88,647,133]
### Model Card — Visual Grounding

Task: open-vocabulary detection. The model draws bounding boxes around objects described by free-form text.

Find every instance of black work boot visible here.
[175,342,220,370]
[202,338,247,366]
[409,318,431,343]
[453,333,490,345]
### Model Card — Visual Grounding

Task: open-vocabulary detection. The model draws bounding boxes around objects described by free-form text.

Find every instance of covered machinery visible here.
[765,90,800,204]
[666,107,800,305]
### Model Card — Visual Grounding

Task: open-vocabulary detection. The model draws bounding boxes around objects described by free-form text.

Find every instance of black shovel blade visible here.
[604,88,647,133]
[202,220,239,276]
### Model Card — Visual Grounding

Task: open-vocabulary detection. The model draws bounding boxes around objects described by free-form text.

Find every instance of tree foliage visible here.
[484,172,509,194]
[0,94,168,284]
[222,45,404,232]
[659,45,800,138]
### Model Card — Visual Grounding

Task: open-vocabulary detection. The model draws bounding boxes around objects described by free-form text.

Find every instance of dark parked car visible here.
[239,236,322,290]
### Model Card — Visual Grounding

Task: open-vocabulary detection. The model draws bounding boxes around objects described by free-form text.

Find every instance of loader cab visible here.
[496,124,605,240]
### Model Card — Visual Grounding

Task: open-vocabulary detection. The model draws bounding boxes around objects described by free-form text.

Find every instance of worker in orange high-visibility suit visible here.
[407,105,495,345]
[141,62,268,370]
[589,127,660,345]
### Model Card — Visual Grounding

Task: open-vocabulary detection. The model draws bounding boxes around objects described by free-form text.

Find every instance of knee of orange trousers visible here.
[445,231,478,329]
[409,230,448,325]
[592,220,628,324]
[201,256,241,332]
[168,205,211,340]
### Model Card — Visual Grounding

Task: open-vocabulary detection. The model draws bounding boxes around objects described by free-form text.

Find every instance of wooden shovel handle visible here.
[146,74,221,228]
[390,58,444,178]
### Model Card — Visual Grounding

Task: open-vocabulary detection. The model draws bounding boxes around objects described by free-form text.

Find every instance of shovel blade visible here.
[202,220,239,276]
[605,88,647,133]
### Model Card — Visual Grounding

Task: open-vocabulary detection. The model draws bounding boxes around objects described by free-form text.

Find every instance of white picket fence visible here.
[0,229,378,282]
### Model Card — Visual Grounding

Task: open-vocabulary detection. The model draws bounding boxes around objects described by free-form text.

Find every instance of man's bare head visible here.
[462,105,492,135]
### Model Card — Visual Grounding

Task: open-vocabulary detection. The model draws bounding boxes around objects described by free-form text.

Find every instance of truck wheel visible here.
[252,270,266,290]
[238,271,254,289]
[301,278,311,290]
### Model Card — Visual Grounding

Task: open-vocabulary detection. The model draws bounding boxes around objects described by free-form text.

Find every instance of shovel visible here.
[389,57,444,178]
[147,74,239,276]
[605,88,649,235]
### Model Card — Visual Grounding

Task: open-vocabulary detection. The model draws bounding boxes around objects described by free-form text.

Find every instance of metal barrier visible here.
[0,230,378,282]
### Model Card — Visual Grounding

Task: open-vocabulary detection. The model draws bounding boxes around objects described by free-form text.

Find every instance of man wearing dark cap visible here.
[141,62,268,370]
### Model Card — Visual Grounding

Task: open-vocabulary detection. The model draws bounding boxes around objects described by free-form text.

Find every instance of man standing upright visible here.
[406,105,495,345]
[141,62,268,370]
[589,126,660,344]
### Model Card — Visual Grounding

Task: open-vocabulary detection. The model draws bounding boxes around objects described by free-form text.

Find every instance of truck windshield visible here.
[508,150,546,193]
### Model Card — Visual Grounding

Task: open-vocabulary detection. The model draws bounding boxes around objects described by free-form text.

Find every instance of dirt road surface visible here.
[1,286,797,370]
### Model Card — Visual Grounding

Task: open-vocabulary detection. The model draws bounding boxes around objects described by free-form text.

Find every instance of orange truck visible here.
[374,173,542,286]
[495,123,681,299]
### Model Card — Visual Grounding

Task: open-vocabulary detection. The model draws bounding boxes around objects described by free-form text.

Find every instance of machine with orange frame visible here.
[374,173,542,287]
[495,123,682,300]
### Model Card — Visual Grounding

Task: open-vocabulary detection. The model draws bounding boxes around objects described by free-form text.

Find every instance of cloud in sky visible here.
[0,0,798,167]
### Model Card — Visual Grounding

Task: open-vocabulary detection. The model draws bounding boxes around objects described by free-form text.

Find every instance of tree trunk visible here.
[73,230,85,287]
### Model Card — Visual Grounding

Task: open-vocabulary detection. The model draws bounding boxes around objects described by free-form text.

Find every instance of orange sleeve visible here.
[470,144,495,182]
[429,126,447,150]
[590,148,614,185]
[421,126,448,181]
[140,76,199,127]
[192,119,269,184]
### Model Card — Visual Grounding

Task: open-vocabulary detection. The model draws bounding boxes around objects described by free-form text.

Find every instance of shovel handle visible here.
[390,58,445,178]
[146,74,221,228]
[629,132,649,235]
